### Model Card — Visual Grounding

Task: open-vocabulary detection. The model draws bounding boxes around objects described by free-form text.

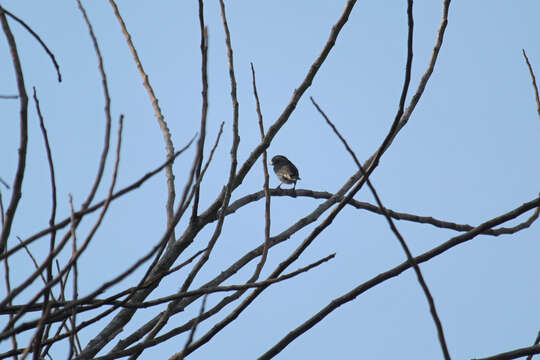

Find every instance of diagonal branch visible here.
[32,86,58,357]
[311,96,450,359]
[108,0,177,247]
[107,254,335,360]
[472,344,540,360]
[259,194,540,359]
[251,62,271,281]
[77,0,113,213]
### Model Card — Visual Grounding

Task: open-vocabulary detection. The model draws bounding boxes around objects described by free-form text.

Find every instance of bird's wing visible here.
[289,163,300,179]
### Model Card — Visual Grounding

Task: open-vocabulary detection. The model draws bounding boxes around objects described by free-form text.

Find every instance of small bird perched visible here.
[270,155,301,189]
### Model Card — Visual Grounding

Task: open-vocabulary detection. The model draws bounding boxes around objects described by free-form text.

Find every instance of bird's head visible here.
[270,155,289,166]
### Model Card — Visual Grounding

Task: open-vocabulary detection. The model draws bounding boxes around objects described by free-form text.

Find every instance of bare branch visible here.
[191,0,209,223]
[250,62,271,281]
[0,6,29,254]
[76,0,113,213]
[68,195,83,356]
[32,86,58,357]
[2,206,17,358]
[225,189,540,236]
[199,122,225,184]
[108,0,177,248]
[178,295,208,360]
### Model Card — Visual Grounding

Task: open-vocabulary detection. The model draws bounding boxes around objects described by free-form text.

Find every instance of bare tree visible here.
[1,1,539,359]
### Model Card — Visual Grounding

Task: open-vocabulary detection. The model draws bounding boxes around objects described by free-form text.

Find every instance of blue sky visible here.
[1,1,540,359]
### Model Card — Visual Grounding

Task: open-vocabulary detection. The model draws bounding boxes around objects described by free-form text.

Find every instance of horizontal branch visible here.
[225,189,540,237]
[1,254,334,316]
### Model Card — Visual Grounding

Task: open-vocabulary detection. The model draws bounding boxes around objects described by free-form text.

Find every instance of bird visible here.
[270,155,300,189]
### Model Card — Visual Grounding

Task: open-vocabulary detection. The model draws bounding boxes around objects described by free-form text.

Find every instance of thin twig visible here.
[2,8,62,82]
[14,234,72,358]
[251,62,271,281]
[2,201,18,359]
[20,301,53,360]
[178,295,208,360]
[0,6,29,254]
[199,122,225,182]
[32,86,58,359]
[68,195,83,355]
[0,95,18,100]
[16,236,47,285]
[76,0,113,214]
[392,0,451,148]
[0,178,9,189]
[191,0,209,223]
[522,49,540,118]
[170,122,223,236]
[0,193,4,226]
[13,236,74,359]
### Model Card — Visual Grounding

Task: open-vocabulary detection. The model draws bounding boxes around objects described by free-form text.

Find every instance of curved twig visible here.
[2,8,62,82]
[522,49,540,118]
